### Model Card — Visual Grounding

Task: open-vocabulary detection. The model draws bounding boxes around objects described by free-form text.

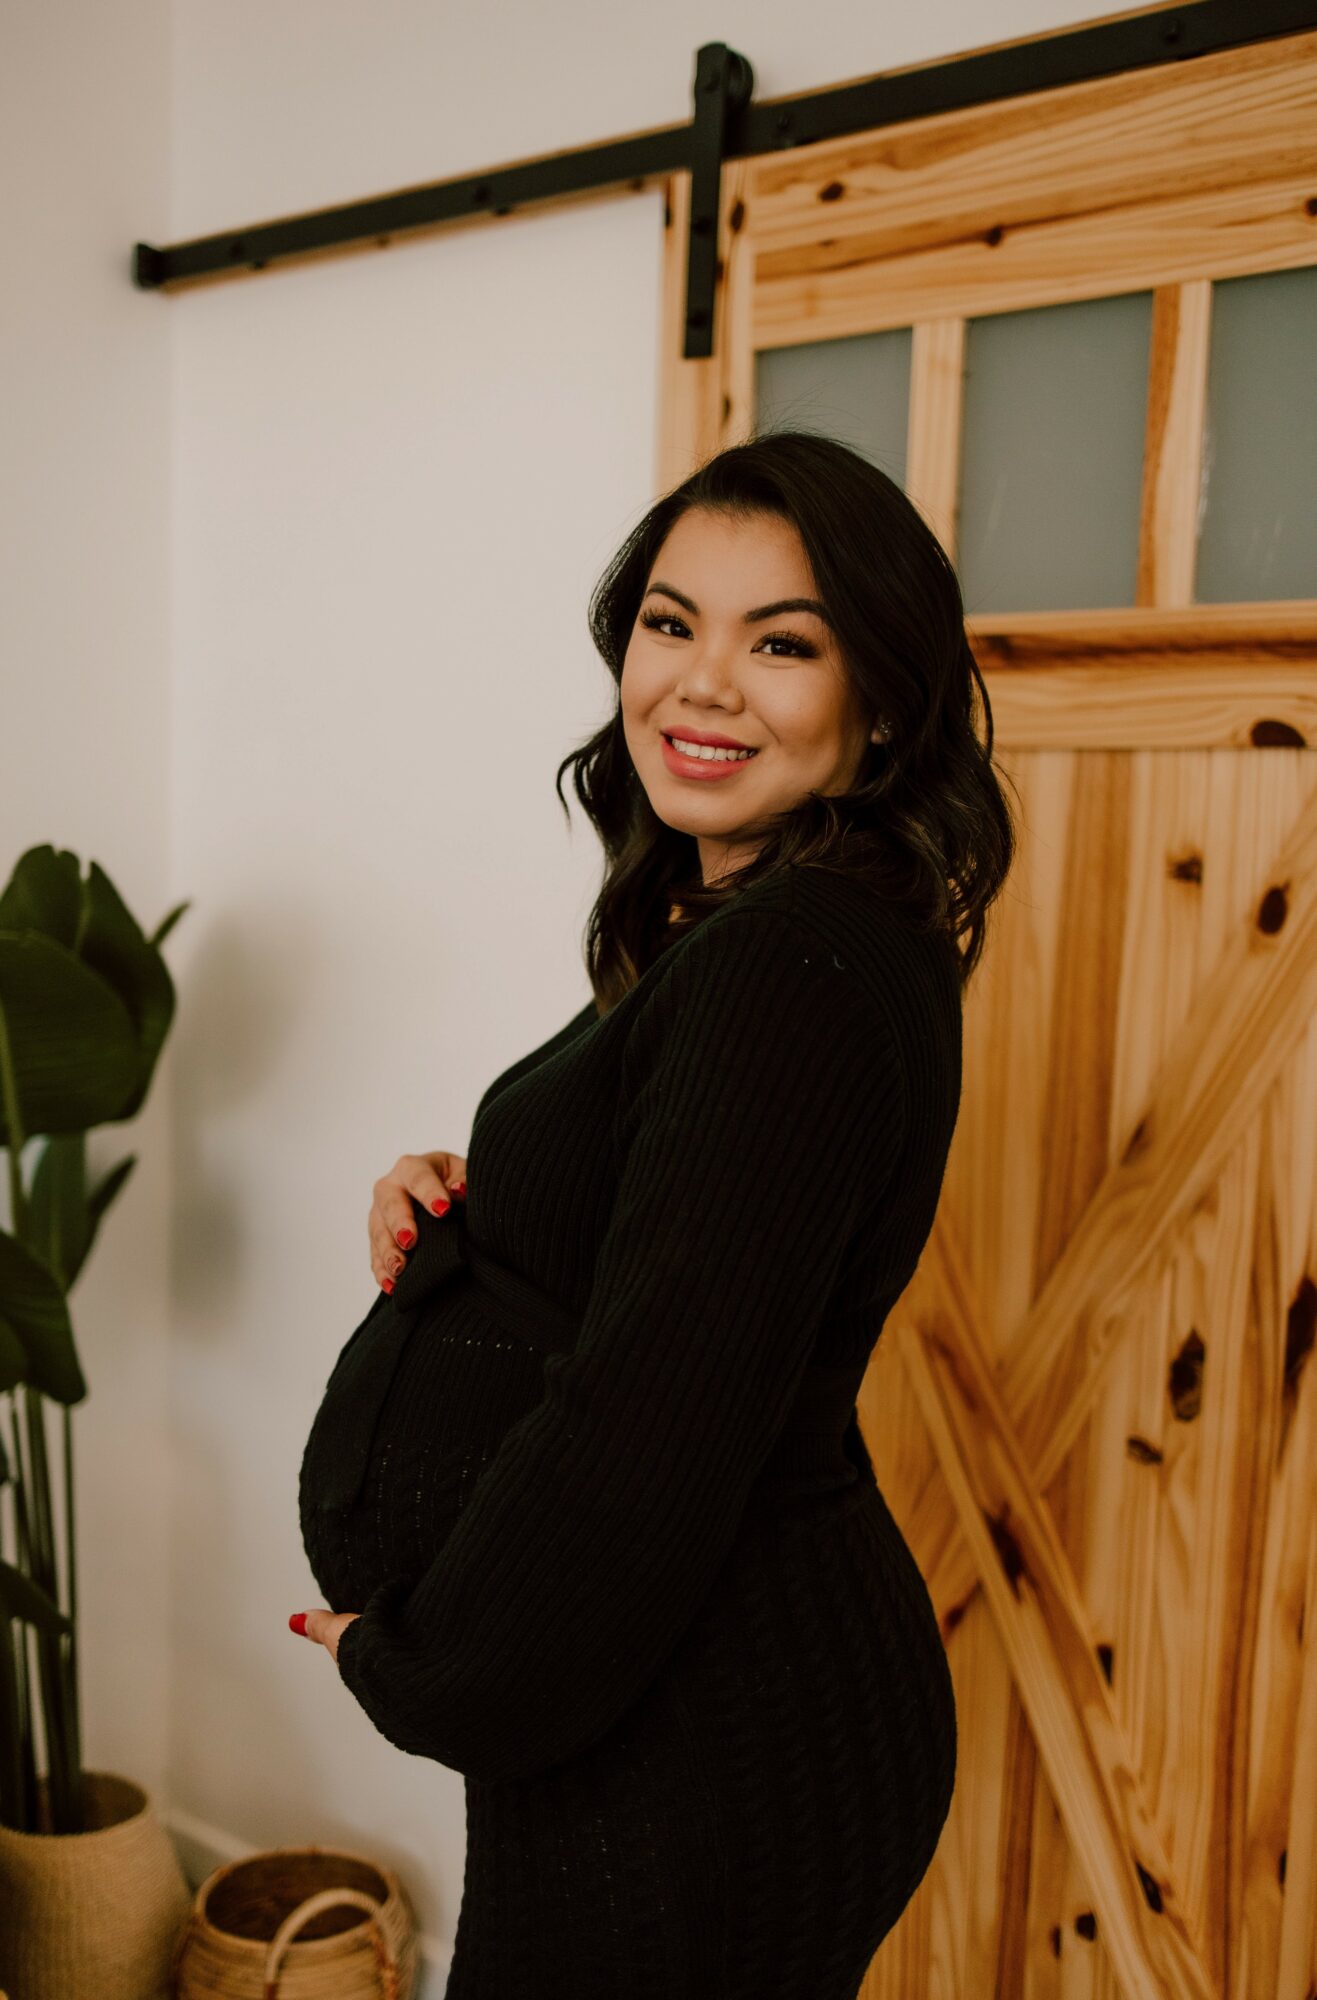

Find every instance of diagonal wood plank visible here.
[1275,1458,1317,1996]
[904,788,1317,1627]
[900,1304,1220,2000]
[999,786,1317,1466]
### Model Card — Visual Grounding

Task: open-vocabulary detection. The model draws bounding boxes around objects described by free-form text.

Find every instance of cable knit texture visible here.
[298,861,962,1997]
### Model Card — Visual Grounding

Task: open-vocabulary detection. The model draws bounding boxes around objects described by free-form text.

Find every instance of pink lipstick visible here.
[659,731,761,782]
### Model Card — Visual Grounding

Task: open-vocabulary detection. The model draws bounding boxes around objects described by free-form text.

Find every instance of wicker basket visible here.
[0,1769,191,2000]
[171,1845,418,1999]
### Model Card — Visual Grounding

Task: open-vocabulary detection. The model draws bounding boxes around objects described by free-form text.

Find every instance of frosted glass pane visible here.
[1196,265,1317,602]
[958,291,1153,614]
[755,330,911,488]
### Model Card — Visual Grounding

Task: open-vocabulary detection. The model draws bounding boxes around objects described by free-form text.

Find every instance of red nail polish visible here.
[396,1229,415,1249]
[430,1199,450,1216]
[289,1612,308,1636]
[382,1277,395,1295]
[451,1183,466,1198]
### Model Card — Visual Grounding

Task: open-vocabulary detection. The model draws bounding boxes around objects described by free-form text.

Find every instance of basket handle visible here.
[262,1887,400,1999]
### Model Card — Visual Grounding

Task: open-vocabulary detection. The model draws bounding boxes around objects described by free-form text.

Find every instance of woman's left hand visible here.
[289,1608,360,1661]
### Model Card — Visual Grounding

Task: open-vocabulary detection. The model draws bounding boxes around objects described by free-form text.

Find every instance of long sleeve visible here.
[335,904,910,1782]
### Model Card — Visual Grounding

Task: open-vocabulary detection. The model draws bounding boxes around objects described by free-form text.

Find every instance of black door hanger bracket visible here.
[682,44,754,359]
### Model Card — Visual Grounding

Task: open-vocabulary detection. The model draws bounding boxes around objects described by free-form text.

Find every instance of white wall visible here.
[0,0,174,1801]
[5,2,1104,1990]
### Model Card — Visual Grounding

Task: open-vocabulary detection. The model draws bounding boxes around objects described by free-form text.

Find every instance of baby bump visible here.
[298,1284,552,1610]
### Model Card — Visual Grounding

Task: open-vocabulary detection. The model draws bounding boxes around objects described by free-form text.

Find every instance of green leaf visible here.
[78,864,179,1121]
[0,1234,86,1404]
[0,1318,24,1395]
[149,899,192,952]
[0,851,188,1138]
[0,846,83,952]
[0,932,139,1143]
[0,1558,72,1634]
[25,1138,136,1317]
[87,1154,137,1228]
[28,1134,89,1294]
[74,1155,137,1290]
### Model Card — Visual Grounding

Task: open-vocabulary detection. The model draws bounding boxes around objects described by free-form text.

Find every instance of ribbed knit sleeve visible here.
[334,906,909,1782]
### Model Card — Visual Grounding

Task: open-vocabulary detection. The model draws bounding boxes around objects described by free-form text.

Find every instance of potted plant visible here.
[0,842,194,1999]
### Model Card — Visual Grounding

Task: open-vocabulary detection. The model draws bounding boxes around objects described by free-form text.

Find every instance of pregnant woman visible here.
[294,427,1016,1997]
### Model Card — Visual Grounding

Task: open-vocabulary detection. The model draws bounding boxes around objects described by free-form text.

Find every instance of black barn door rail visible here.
[133,1,1316,359]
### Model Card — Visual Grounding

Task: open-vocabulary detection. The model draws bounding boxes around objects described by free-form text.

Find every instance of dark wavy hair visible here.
[555,427,1019,1014]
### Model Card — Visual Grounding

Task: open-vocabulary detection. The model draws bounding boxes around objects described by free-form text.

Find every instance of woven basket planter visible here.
[0,1769,192,2000]
[172,1844,418,1999]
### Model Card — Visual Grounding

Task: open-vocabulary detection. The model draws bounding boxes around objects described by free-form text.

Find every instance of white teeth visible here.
[667,736,756,763]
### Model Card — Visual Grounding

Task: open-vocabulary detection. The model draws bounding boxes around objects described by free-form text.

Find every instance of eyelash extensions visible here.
[637,607,817,659]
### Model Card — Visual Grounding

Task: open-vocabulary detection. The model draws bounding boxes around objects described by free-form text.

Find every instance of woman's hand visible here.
[371,1150,468,1293]
[289,1608,359,1662]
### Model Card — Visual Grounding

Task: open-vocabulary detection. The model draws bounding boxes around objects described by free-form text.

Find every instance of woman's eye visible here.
[640,610,813,659]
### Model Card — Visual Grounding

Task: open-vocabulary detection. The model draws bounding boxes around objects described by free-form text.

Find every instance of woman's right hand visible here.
[370,1150,468,1293]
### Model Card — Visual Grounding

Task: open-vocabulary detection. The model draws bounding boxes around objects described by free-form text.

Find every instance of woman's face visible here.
[620,507,882,885]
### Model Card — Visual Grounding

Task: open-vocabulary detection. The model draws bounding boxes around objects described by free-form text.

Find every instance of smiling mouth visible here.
[662,732,761,764]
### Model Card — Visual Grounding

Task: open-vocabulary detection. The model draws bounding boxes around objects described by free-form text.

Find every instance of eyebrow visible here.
[643,580,833,629]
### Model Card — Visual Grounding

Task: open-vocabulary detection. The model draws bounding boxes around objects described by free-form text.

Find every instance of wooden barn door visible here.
[656,20,1317,1998]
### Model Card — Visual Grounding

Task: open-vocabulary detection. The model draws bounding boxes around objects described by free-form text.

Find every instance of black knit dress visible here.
[298,862,961,1997]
